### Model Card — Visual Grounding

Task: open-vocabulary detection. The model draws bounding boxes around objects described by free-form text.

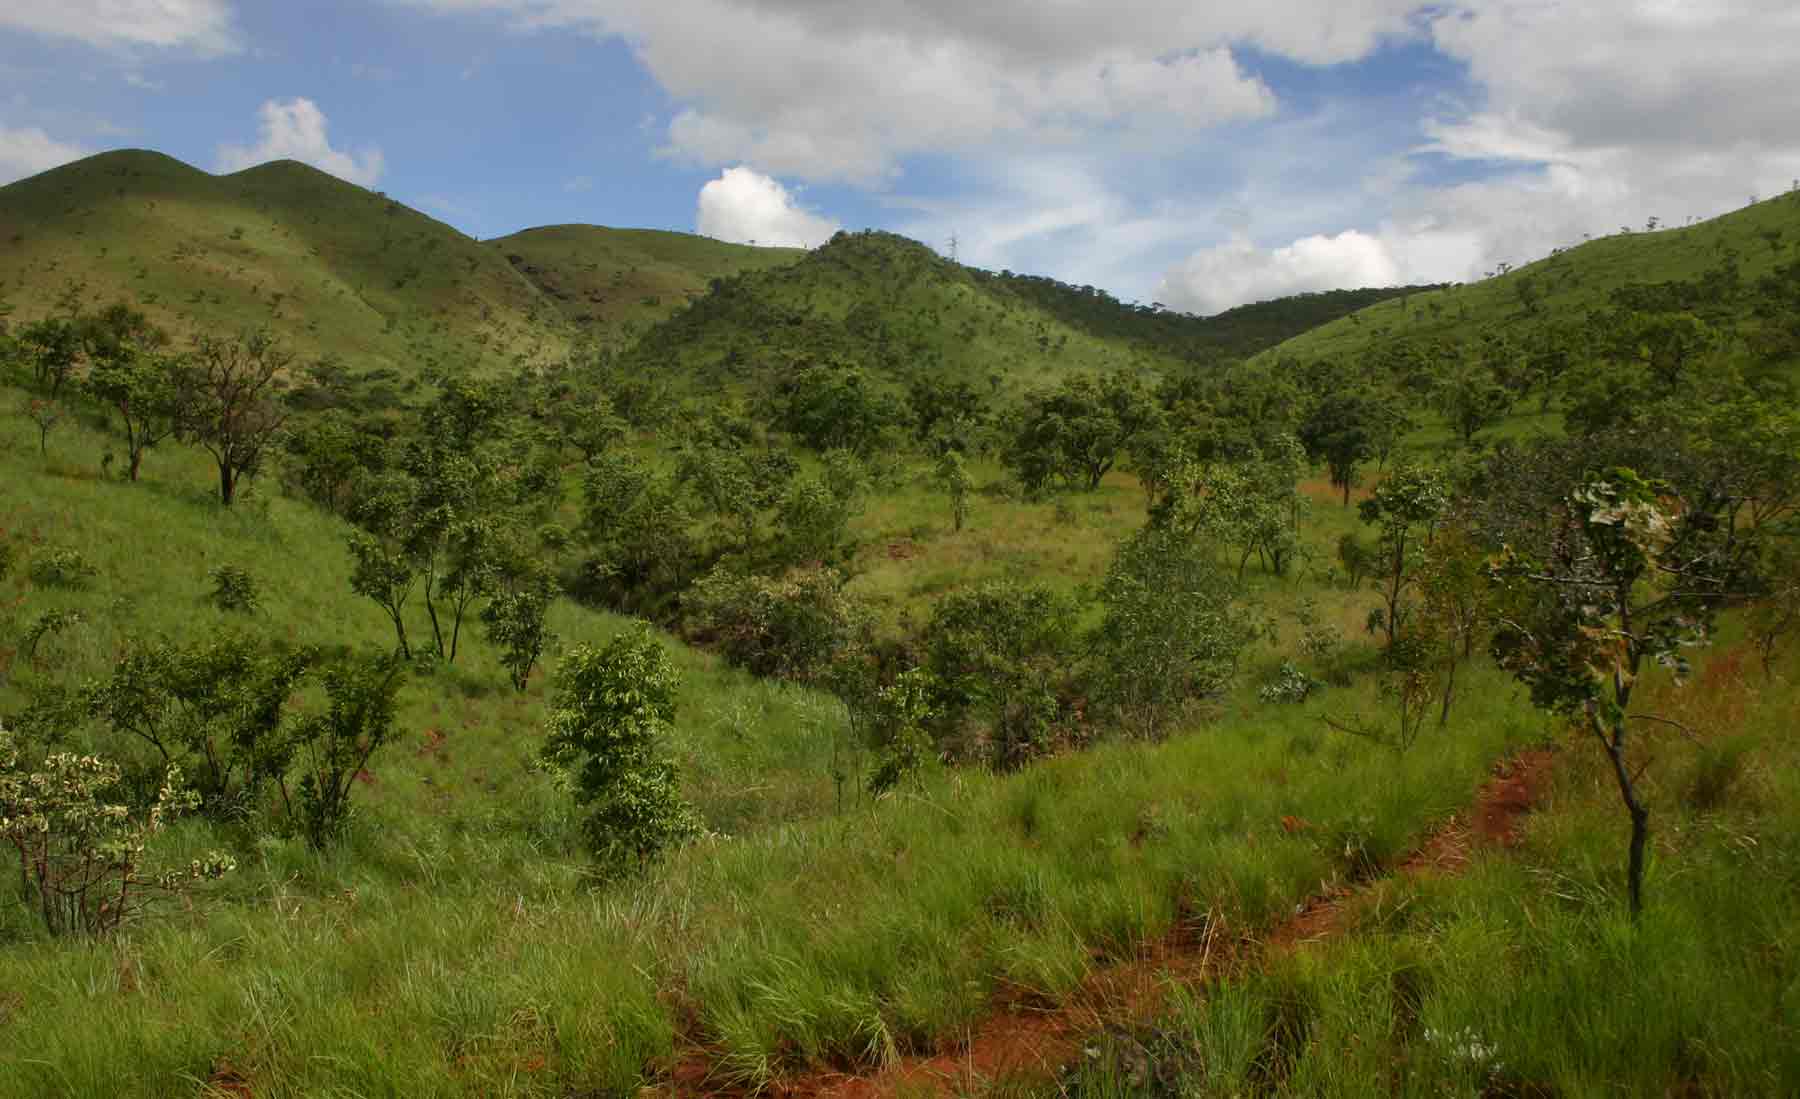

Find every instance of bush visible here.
[925,580,1081,768]
[208,564,260,613]
[687,565,870,683]
[1259,661,1323,704]
[540,626,701,875]
[291,656,404,847]
[29,546,98,588]
[0,723,235,937]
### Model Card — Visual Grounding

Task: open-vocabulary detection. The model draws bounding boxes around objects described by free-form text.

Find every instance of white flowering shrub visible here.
[0,723,234,937]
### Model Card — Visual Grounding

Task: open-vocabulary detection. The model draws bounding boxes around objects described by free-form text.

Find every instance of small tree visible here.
[481,559,559,691]
[1358,463,1449,650]
[291,656,404,847]
[864,668,939,794]
[25,398,61,457]
[0,724,235,937]
[177,330,293,505]
[540,627,701,874]
[1300,388,1377,506]
[347,528,418,659]
[81,304,181,481]
[1090,527,1257,737]
[934,447,972,532]
[925,581,1079,768]
[1490,469,1745,914]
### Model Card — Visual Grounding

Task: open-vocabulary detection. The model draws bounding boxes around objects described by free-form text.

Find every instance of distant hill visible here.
[0,150,567,376]
[1264,190,1800,369]
[621,229,1415,395]
[487,225,804,346]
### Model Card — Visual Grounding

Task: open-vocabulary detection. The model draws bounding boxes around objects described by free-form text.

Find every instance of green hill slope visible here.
[488,225,804,344]
[1265,190,1800,367]
[0,150,569,375]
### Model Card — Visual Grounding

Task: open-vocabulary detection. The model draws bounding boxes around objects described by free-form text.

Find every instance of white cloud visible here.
[404,0,1345,181]
[0,124,88,185]
[696,166,838,248]
[1157,230,1402,315]
[216,98,385,187]
[1,0,238,55]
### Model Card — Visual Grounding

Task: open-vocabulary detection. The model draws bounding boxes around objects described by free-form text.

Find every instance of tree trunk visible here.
[1438,649,1458,727]
[128,447,143,481]
[219,463,237,506]
[1600,719,1650,916]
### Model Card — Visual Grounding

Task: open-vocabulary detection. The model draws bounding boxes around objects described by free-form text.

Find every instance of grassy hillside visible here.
[489,225,804,345]
[1266,188,1800,367]
[0,150,569,377]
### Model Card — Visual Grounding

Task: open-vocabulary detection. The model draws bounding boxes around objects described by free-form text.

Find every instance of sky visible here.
[2,1,1797,315]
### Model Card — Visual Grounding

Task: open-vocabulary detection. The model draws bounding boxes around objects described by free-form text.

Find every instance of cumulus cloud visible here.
[1157,230,1404,315]
[0,124,89,185]
[696,166,838,248]
[1,0,238,54]
[216,98,385,187]
[405,0,1333,181]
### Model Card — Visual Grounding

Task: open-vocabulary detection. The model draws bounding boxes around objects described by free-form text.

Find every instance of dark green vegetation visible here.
[2,152,1799,1097]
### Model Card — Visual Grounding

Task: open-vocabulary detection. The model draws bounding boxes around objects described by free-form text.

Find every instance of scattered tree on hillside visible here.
[1299,387,1377,506]
[1359,463,1450,651]
[81,306,182,481]
[176,330,293,506]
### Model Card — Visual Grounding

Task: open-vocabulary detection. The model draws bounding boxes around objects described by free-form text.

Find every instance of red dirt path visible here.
[664,748,1556,1099]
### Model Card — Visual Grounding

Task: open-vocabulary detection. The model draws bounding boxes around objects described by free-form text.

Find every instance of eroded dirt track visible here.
[667,748,1556,1099]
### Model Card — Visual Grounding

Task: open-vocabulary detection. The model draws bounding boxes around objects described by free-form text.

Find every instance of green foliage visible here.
[1358,463,1450,650]
[578,452,696,610]
[1090,527,1257,736]
[0,723,234,936]
[480,558,560,692]
[863,667,938,794]
[688,565,869,683]
[769,362,904,456]
[1154,434,1308,578]
[24,396,61,456]
[1002,371,1160,494]
[79,301,181,481]
[1259,661,1323,704]
[207,564,259,614]
[291,656,404,847]
[83,635,314,817]
[29,546,99,588]
[541,626,701,874]
[175,329,293,505]
[20,609,83,666]
[772,469,863,567]
[1299,386,1379,506]
[924,580,1080,768]
[933,447,972,532]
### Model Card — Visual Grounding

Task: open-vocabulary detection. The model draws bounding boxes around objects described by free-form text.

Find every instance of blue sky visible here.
[3,1,1796,313]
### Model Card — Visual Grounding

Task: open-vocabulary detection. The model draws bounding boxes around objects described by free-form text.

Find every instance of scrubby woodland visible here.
[2,152,1800,1097]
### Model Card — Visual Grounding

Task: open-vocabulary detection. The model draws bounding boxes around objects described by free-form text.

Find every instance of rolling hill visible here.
[0,149,572,377]
[1263,188,1800,369]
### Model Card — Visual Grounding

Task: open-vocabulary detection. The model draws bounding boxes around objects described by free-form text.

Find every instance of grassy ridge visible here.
[0,150,567,376]
[1264,189,1800,367]
[490,225,805,344]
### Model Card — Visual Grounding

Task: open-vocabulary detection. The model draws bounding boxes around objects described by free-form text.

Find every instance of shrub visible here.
[864,667,939,794]
[0,723,235,937]
[291,656,404,847]
[208,564,260,613]
[541,626,700,875]
[481,562,560,692]
[29,547,98,588]
[925,580,1081,768]
[1259,662,1323,704]
[687,565,870,683]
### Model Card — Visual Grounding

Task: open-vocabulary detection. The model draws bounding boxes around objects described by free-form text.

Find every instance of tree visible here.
[687,565,869,683]
[1089,527,1257,737]
[25,398,61,457]
[934,447,972,532]
[1489,469,1751,914]
[481,557,560,692]
[291,656,404,847]
[1002,371,1160,493]
[177,331,293,505]
[16,316,81,398]
[1358,463,1449,650]
[540,626,701,874]
[1434,358,1512,446]
[1299,388,1377,506]
[924,581,1079,768]
[82,310,181,481]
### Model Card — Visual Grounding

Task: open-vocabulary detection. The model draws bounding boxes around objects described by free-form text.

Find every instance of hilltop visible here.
[0,150,573,376]
[489,225,804,345]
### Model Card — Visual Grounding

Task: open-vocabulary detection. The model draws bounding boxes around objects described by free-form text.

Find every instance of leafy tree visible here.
[687,565,869,683]
[771,362,903,455]
[481,557,560,692]
[346,475,420,658]
[1089,527,1257,736]
[1002,371,1160,493]
[1489,469,1754,914]
[1358,463,1450,650]
[1434,358,1512,446]
[283,410,387,515]
[540,626,701,873]
[772,470,862,567]
[81,313,181,481]
[16,315,81,398]
[1416,518,1494,725]
[1155,435,1307,579]
[579,452,696,609]
[84,635,314,817]
[1299,387,1378,506]
[0,724,234,937]
[176,330,293,505]
[291,656,404,847]
[25,398,61,457]
[864,668,939,794]
[924,581,1079,768]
